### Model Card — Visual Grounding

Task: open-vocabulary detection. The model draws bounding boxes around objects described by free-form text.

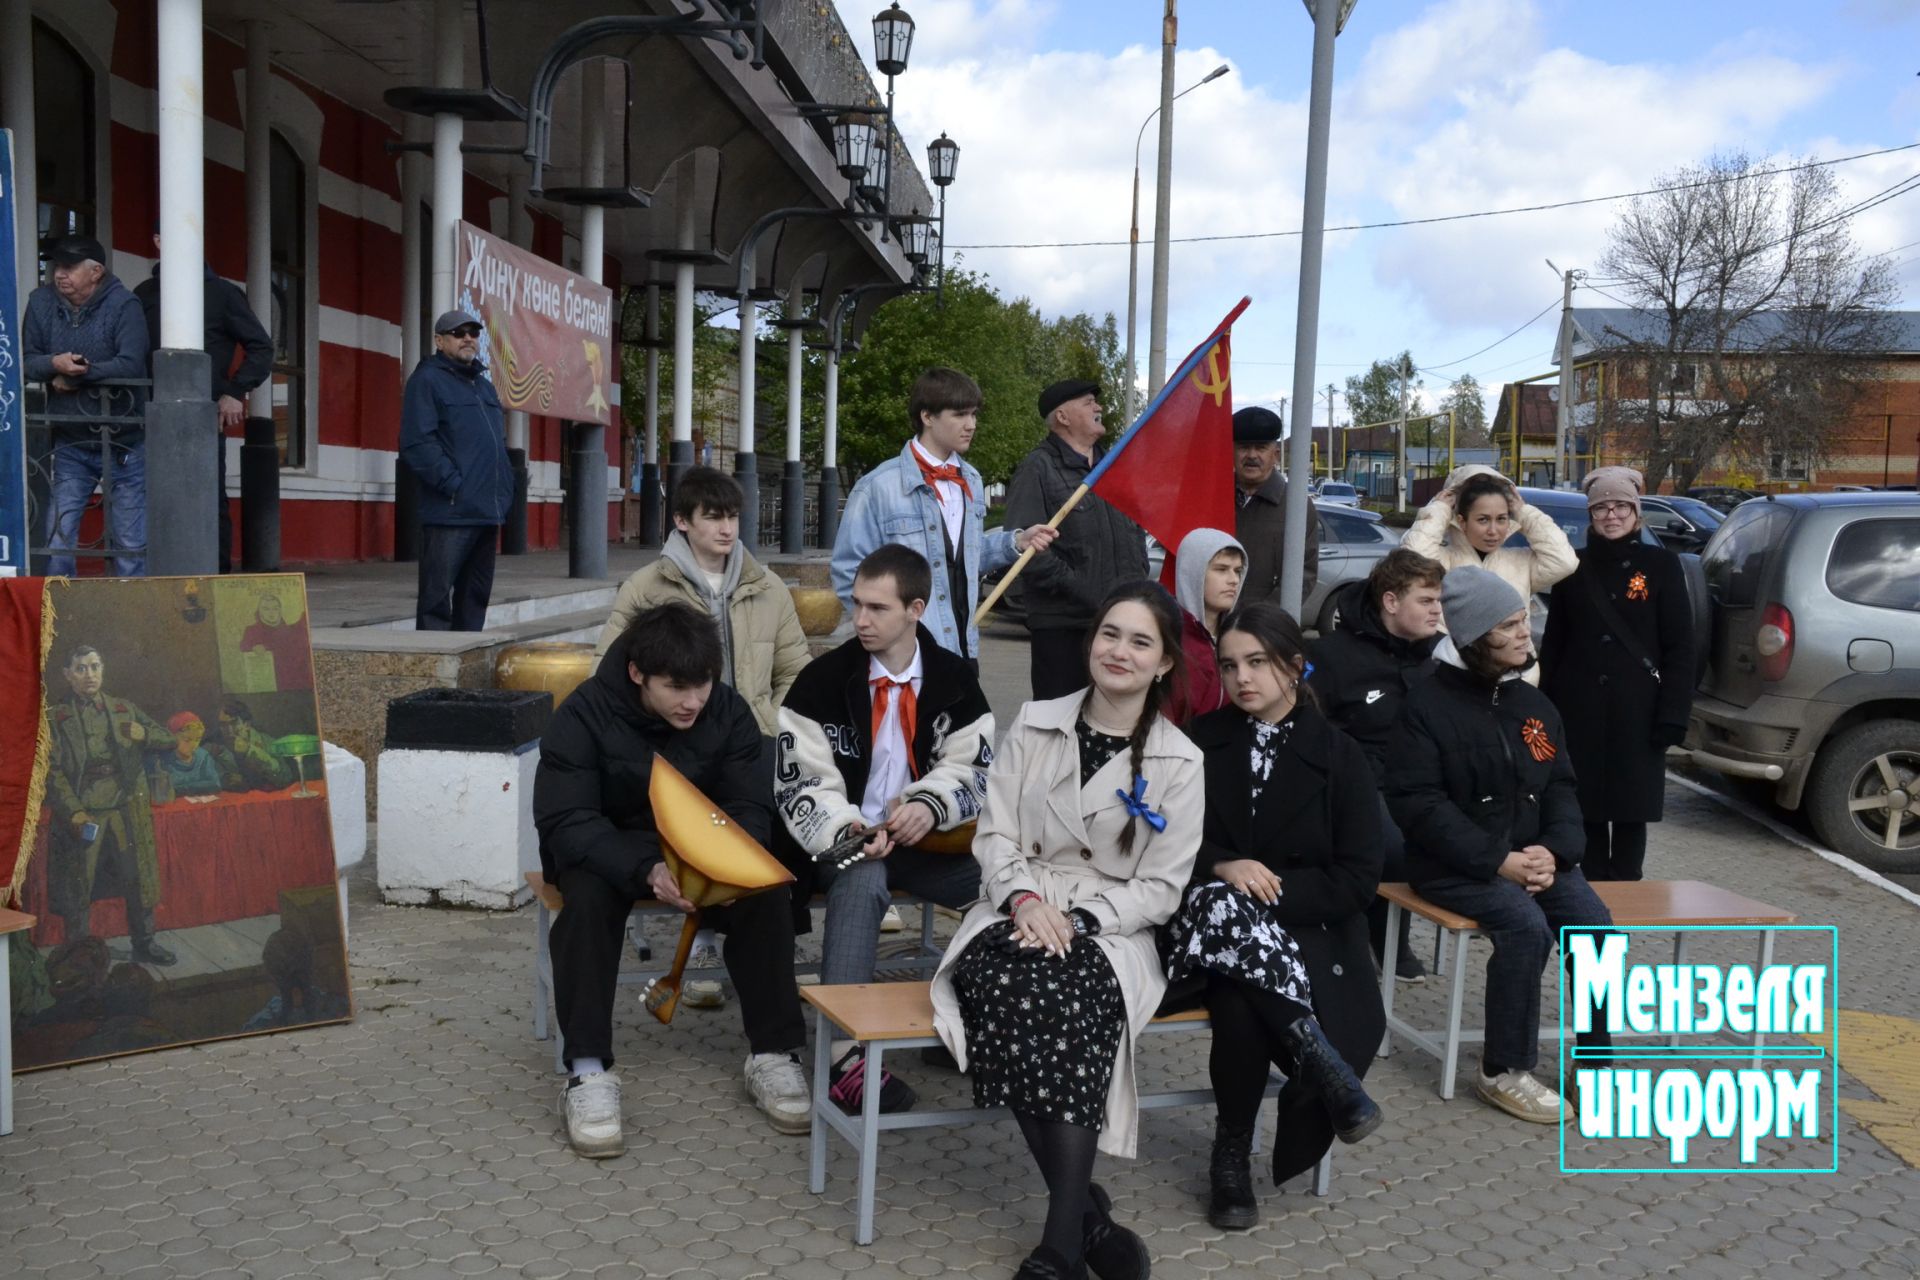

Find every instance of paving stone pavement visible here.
[5,631,1919,1279]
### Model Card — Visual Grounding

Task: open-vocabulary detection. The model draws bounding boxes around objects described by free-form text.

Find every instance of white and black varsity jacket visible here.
[774,625,994,855]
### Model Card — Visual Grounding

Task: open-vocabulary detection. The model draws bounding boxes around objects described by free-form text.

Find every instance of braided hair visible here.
[1079,581,1184,855]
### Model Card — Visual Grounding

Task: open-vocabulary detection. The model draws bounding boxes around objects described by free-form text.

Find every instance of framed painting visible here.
[6,573,351,1071]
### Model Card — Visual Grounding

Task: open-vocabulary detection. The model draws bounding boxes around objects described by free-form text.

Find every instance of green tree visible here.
[1437,373,1492,447]
[1344,351,1416,431]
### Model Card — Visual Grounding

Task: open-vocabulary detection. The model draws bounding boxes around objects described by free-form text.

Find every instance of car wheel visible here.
[1319,593,1343,636]
[1805,720,1920,874]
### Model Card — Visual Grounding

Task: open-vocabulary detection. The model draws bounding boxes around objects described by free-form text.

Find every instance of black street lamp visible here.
[925,133,958,299]
[872,5,916,77]
[832,112,880,183]
[894,212,933,263]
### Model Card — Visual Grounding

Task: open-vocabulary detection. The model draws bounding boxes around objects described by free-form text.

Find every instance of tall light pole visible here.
[1126,62,1227,422]
[1146,2,1178,397]
[1279,0,1357,618]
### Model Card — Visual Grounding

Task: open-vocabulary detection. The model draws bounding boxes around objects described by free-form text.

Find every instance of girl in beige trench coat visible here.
[931,584,1202,1280]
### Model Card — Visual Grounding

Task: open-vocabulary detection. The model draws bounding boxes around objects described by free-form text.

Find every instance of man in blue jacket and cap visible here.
[401,310,513,630]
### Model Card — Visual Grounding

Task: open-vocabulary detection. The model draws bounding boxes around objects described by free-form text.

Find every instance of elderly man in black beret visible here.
[1002,379,1149,699]
[1231,405,1319,607]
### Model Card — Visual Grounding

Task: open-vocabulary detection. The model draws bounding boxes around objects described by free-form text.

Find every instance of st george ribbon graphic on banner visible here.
[455,221,615,424]
[0,130,28,577]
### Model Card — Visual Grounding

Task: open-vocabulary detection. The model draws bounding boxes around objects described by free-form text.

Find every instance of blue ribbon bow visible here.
[1116,775,1168,833]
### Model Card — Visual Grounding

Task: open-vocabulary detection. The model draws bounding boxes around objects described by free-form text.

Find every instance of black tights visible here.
[1013,1111,1101,1262]
[1582,821,1649,882]
[1206,976,1312,1130]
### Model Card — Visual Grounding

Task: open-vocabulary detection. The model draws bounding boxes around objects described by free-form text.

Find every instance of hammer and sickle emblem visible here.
[1188,347,1229,407]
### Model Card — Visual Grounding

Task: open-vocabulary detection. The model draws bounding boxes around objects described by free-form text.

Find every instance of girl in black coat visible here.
[1163,602,1384,1231]
[1539,467,1695,881]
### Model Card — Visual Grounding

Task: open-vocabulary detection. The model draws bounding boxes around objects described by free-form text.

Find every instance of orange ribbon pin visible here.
[1627,572,1648,601]
[1521,718,1557,763]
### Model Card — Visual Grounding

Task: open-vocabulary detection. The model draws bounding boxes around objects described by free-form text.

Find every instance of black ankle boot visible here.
[1279,1017,1383,1144]
[1082,1182,1149,1279]
[1014,1244,1087,1279]
[1207,1122,1258,1231]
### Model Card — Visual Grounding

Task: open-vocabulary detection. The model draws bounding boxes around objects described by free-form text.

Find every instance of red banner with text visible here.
[455,221,614,424]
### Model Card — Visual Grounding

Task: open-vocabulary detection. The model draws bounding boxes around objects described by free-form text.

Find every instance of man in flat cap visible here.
[22,235,152,576]
[400,310,513,630]
[1231,405,1319,608]
[1003,379,1149,699]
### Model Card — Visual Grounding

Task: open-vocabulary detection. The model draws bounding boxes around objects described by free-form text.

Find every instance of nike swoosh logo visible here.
[1365,690,1384,704]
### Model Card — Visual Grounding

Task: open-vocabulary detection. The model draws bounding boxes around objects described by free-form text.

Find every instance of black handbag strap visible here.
[1579,566,1661,683]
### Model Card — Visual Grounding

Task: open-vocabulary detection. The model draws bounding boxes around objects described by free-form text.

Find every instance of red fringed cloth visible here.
[0,577,53,908]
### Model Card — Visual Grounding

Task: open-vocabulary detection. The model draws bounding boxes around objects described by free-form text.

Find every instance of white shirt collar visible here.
[910,437,955,469]
[868,642,924,686]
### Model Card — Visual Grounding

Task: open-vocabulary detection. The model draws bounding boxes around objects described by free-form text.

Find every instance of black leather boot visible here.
[1013,1244,1087,1279]
[1279,1017,1383,1144]
[1207,1122,1258,1231]
[1083,1182,1149,1279]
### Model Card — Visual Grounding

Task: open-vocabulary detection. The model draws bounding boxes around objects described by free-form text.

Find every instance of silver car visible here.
[1685,493,1920,872]
[1303,503,1402,634]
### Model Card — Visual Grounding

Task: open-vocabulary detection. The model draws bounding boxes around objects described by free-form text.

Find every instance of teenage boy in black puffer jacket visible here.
[1387,567,1613,1126]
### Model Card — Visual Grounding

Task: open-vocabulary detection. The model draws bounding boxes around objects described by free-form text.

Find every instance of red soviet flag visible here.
[1088,298,1248,588]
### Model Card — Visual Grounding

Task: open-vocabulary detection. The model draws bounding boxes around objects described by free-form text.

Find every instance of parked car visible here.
[1317,481,1361,508]
[1302,503,1402,633]
[1687,485,1759,516]
[1684,493,1920,872]
[1641,495,1724,555]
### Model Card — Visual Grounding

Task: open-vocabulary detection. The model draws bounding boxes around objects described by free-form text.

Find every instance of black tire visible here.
[1677,552,1710,687]
[1318,592,1342,637]
[1804,719,1920,875]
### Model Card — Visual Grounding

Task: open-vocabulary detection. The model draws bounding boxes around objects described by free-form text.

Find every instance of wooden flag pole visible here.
[973,484,1090,626]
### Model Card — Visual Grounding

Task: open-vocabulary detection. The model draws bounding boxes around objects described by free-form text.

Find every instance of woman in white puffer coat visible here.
[1401,464,1576,685]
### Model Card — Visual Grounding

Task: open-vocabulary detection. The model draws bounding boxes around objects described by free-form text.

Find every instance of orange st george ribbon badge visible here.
[1627,572,1648,601]
[1521,718,1557,763]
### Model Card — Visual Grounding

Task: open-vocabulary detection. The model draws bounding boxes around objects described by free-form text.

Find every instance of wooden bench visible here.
[2,907,36,1136]
[526,871,942,1073]
[802,980,1328,1245]
[1377,879,1798,1100]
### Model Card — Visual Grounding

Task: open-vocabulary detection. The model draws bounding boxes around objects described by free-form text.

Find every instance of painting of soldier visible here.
[6,574,351,1071]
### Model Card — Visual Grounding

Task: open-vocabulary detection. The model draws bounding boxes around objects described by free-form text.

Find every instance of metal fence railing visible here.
[24,376,150,574]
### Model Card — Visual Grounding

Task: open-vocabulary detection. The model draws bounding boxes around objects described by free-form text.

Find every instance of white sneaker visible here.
[745,1052,813,1134]
[562,1072,625,1157]
[1475,1067,1569,1125]
[682,941,728,1009]
[879,905,906,933]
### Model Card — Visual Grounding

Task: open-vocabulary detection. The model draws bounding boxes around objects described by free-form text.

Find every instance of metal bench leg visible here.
[1312,1149,1331,1197]
[533,899,552,1041]
[920,899,936,958]
[1432,919,1447,977]
[809,1009,832,1194]
[1378,902,1402,1059]
[1440,928,1472,1101]
[856,1040,884,1245]
[1753,930,1775,1068]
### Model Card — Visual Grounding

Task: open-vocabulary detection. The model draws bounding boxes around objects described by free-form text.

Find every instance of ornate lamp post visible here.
[926,132,958,299]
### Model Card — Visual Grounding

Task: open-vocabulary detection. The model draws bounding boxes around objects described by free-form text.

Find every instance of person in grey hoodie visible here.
[22,235,152,576]
[1167,528,1247,726]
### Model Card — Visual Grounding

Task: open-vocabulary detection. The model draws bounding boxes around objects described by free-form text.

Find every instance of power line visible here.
[948,141,1920,251]
[1417,296,1563,374]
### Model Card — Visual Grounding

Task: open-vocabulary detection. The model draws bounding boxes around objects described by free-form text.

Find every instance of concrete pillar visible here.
[429,0,462,316]
[818,347,841,548]
[667,190,697,507]
[569,62,607,581]
[2,0,39,301]
[639,283,662,545]
[394,115,427,563]
[147,0,217,577]
[782,316,805,554]
[735,289,761,553]
[502,167,531,555]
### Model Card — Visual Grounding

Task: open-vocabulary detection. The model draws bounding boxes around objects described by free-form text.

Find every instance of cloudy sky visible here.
[838,0,1920,426]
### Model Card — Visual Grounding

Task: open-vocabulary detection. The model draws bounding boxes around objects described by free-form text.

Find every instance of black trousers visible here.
[1028,626,1089,700]
[1367,795,1413,958]
[549,865,806,1068]
[1582,821,1649,882]
[416,524,498,631]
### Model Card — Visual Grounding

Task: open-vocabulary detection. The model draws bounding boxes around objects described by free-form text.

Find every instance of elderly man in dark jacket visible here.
[135,233,274,573]
[1231,406,1319,606]
[22,235,152,576]
[533,602,810,1158]
[400,310,513,629]
[1002,379,1149,698]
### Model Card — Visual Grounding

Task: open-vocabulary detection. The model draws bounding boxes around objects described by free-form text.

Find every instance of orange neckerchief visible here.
[912,448,973,502]
[871,674,920,778]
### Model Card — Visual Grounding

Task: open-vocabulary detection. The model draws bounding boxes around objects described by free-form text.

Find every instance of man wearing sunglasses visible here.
[400,310,514,630]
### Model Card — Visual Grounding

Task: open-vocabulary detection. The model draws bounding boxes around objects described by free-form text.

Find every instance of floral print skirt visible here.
[1161,880,1314,1008]
[950,919,1126,1129]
